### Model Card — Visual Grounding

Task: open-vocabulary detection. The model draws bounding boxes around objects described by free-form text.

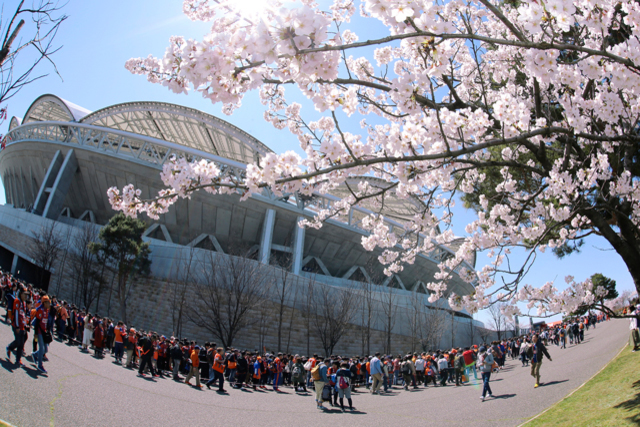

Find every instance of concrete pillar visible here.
[43,149,78,219]
[34,150,63,215]
[10,253,18,275]
[291,216,305,275]
[259,209,276,264]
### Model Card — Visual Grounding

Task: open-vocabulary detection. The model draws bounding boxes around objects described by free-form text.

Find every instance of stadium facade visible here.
[0,94,486,354]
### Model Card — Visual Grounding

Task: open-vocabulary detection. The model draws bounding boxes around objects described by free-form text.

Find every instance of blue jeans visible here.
[228,368,236,384]
[481,372,492,397]
[57,319,66,340]
[466,364,478,379]
[113,342,124,361]
[35,333,48,368]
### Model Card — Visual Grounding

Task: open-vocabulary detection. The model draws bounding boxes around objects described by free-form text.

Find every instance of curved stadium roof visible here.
[19,95,273,165]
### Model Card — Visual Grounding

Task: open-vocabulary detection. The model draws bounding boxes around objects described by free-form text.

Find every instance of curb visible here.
[0,419,18,427]
[517,342,629,427]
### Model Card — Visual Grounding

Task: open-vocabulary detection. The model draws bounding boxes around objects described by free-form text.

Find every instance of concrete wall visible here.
[0,205,487,355]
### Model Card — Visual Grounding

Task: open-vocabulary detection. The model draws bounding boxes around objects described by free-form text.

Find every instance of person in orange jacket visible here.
[206,347,227,392]
[185,345,202,388]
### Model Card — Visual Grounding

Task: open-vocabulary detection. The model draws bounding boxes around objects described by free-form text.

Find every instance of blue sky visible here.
[0,0,636,326]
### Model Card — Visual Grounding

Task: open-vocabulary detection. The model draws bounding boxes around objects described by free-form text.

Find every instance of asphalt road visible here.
[0,318,629,427]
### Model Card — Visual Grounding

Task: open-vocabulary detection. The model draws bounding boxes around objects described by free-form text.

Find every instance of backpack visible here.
[311,364,322,381]
[401,362,411,375]
[526,345,534,359]
[322,384,332,401]
[292,365,302,378]
[338,375,349,389]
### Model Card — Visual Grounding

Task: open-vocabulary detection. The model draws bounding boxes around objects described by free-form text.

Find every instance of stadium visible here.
[0,94,484,354]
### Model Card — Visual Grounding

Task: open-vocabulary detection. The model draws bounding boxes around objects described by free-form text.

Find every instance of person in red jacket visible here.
[185,345,202,388]
[462,347,478,380]
[6,288,28,365]
[93,320,104,358]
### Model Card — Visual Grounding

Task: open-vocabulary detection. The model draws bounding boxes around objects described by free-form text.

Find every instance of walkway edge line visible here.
[517,341,628,427]
[0,418,18,427]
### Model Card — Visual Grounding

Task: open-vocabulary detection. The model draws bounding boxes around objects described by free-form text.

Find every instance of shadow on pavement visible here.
[541,380,569,387]
[491,394,516,399]
[322,407,366,415]
[613,379,640,425]
[0,357,18,373]
[22,363,47,379]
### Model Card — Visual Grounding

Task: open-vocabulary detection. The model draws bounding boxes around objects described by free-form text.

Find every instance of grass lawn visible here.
[524,345,640,427]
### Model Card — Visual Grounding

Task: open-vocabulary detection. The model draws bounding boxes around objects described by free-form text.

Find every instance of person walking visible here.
[124,328,137,368]
[184,345,202,387]
[530,334,552,388]
[206,347,227,392]
[520,339,530,366]
[6,288,28,366]
[559,326,567,349]
[82,314,94,353]
[369,352,383,394]
[437,354,449,386]
[335,361,355,411]
[629,304,640,352]
[478,346,494,401]
[137,334,157,377]
[311,356,328,410]
[454,349,466,386]
[171,339,184,380]
[32,295,52,374]
[567,322,574,345]
[113,321,126,364]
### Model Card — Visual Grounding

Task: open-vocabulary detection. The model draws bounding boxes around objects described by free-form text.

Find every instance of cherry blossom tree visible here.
[110,0,640,320]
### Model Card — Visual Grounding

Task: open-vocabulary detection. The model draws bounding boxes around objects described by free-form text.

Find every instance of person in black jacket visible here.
[530,334,552,388]
[137,334,157,377]
[171,341,184,381]
[235,351,249,388]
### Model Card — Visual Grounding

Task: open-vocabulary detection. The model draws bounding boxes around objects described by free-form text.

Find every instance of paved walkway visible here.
[0,318,629,427]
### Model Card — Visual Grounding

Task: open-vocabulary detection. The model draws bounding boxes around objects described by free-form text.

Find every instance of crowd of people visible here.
[1,268,631,411]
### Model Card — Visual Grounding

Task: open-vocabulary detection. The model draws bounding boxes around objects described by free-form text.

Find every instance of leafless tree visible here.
[257,303,270,353]
[407,291,423,353]
[303,275,315,356]
[486,302,509,340]
[450,311,456,348]
[310,283,358,356]
[171,246,196,338]
[271,249,293,352]
[30,220,64,289]
[358,279,375,356]
[284,279,299,354]
[421,305,446,351]
[69,222,102,309]
[466,316,476,347]
[187,252,267,349]
[379,279,399,354]
[52,225,72,294]
[0,1,67,109]
[477,327,493,344]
